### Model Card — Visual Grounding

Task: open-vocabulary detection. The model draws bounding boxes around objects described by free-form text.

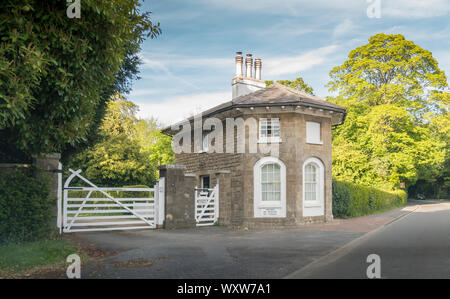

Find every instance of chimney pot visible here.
[254,58,262,80]
[245,53,253,78]
[235,52,243,76]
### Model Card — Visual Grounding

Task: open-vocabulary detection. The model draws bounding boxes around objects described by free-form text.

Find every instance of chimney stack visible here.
[235,52,243,76]
[245,54,253,78]
[232,51,266,99]
[254,58,262,80]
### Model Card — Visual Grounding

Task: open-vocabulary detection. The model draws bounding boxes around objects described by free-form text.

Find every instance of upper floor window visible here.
[259,118,281,143]
[306,121,322,144]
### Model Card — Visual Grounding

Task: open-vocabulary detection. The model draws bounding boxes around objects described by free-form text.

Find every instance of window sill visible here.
[258,137,282,144]
[258,202,282,208]
[304,202,322,208]
[306,141,323,145]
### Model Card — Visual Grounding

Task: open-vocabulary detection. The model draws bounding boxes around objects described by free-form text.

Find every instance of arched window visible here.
[254,157,286,218]
[304,162,318,201]
[303,157,325,217]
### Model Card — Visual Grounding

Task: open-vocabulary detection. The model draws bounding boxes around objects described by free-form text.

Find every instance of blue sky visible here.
[130,0,450,125]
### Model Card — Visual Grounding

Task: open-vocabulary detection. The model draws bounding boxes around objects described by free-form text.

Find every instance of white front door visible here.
[302,157,324,217]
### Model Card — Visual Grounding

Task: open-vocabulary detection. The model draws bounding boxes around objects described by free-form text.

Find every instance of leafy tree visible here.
[135,118,174,173]
[329,33,449,191]
[265,77,314,95]
[100,94,139,138]
[70,134,154,187]
[68,96,154,186]
[68,96,174,186]
[0,0,161,159]
[328,33,447,117]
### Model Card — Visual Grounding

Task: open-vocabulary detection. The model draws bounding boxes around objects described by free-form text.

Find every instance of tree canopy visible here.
[328,33,448,117]
[329,33,449,194]
[0,0,161,160]
[68,95,174,187]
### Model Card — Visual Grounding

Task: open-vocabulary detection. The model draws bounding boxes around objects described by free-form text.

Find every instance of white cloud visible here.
[135,91,231,126]
[263,45,339,76]
[384,25,450,42]
[140,53,231,70]
[333,19,357,38]
[129,88,161,97]
[383,0,450,18]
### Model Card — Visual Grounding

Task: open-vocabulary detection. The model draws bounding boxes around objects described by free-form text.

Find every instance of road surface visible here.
[290,200,450,278]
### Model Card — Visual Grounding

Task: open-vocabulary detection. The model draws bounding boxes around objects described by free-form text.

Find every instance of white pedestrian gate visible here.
[58,168,165,233]
[194,185,219,226]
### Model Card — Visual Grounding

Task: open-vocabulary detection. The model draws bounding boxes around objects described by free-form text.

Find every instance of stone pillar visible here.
[159,164,196,229]
[33,153,61,200]
[215,170,231,226]
[32,153,61,229]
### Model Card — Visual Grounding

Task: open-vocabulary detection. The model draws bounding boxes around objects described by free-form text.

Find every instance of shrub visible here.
[331,179,351,218]
[0,168,53,245]
[332,179,407,218]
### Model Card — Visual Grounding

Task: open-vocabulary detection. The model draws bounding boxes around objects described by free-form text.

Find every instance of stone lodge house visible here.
[163,52,346,228]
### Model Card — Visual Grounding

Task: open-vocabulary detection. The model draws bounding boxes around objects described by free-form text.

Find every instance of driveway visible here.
[71,203,417,279]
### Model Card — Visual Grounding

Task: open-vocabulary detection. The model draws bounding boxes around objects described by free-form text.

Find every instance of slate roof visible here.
[163,83,346,133]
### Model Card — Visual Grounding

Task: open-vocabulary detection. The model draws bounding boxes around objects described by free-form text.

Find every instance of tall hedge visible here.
[332,179,407,218]
[0,168,53,244]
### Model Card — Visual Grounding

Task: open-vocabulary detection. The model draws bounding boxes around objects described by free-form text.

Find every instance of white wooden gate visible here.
[60,168,164,233]
[195,185,219,226]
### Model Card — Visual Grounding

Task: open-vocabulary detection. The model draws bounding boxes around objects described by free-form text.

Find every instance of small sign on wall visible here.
[262,208,280,217]
[399,182,405,189]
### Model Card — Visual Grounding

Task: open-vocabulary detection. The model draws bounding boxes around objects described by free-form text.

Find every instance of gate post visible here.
[57,162,62,234]
[158,165,196,229]
[154,177,165,228]
[33,153,61,230]
[214,170,231,226]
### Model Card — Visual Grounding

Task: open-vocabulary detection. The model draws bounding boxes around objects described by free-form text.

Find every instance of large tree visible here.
[0,0,161,160]
[329,33,449,191]
[68,95,174,187]
[328,33,448,117]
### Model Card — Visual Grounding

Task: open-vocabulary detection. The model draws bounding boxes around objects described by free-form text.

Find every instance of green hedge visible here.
[0,168,53,245]
[332,179,407,218]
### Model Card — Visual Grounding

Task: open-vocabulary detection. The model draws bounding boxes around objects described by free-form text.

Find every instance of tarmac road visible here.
[288,201,450,279]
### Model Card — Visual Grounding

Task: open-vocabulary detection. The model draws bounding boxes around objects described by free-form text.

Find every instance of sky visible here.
[130,0,450,125]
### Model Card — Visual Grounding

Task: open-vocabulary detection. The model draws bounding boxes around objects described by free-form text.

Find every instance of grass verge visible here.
[0,238,77,278]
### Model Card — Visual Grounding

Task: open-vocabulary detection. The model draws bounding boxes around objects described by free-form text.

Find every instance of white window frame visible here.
[302,157,325,212]
[253,156,286,218]
[258,118,282,143]
[306,121,322,145]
